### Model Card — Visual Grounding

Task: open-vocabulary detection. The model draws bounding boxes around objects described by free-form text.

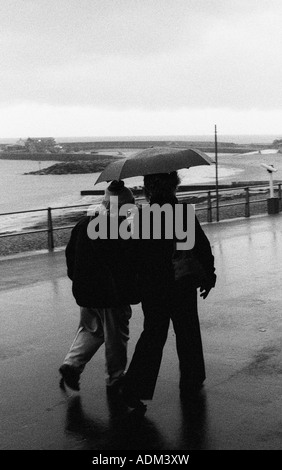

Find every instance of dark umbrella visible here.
[94,146,214,184]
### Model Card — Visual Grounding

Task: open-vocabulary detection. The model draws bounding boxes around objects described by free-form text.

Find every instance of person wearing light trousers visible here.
[59,180,138,394]
[62,305,132,389]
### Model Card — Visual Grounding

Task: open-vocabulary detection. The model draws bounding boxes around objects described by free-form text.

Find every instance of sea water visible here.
[0,160,101,233]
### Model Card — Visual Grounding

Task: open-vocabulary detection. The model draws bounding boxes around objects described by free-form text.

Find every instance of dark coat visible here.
[65,215,139,307]
[133,198,216,301]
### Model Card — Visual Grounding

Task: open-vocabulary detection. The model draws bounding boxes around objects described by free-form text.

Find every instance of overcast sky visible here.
[1,0,282,138]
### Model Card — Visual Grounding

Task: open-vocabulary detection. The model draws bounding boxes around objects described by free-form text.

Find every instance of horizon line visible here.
[0,133,281,142]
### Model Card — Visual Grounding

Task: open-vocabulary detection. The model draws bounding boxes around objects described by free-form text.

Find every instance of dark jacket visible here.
[65,215,139,307]
[133,198,216,300]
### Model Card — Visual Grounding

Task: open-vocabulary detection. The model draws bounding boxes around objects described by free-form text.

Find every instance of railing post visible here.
[207,191,213,223]
[278,183,282,212]
[47,207,54,251]
[245,187,250,217]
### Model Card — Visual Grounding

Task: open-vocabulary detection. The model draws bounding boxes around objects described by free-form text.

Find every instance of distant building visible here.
[54,144,64,152]
[5,139,25,152]
[24,137,58,153]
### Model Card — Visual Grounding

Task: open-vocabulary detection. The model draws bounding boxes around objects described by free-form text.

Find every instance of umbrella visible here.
[94,146,214,184]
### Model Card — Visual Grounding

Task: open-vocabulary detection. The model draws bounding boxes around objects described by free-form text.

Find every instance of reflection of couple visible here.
[59,172,216,412]
[64,394,168,450]
[64,391,208,450]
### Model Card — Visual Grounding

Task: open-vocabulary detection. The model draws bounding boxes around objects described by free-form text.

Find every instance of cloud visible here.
[1,0,282,112]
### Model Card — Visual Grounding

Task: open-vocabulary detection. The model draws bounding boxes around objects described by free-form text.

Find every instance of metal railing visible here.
[0,183,281,251]
[0,203,90,250]
[178,183,281,219]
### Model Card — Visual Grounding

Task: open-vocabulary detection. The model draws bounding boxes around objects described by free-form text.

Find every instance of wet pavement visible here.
[1,214,282,450]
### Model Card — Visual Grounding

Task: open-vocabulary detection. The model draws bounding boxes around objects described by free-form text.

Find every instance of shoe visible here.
[106,377,124,397]
[59,364,80,391]
[120,386,147,411]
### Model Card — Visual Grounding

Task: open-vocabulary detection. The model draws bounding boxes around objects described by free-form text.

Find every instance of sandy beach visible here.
[215,151,282,184]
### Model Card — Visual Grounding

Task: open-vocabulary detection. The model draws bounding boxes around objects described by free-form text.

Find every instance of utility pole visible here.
[215,124,219,221]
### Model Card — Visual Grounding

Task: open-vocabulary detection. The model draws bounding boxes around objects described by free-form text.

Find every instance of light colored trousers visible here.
[64,305,132,386]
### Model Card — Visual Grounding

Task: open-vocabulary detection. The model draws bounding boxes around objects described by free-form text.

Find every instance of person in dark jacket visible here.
[59,180,137,394]
[121,171,216,408]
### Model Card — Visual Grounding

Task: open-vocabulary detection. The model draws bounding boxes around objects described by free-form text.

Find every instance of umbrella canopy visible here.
[95,146,214,184]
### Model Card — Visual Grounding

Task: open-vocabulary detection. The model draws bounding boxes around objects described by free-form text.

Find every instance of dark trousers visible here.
[125,282,206,400]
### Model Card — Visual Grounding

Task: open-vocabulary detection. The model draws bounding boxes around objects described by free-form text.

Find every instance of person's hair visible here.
[101,179,135,210]
[143,171,181,202]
